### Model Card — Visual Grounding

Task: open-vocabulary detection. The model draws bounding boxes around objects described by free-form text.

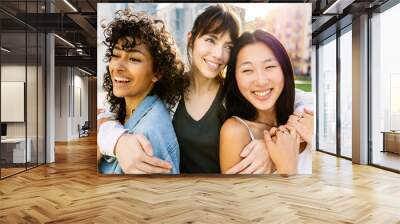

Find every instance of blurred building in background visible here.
[157,3,245,63]
[244,4,311,78]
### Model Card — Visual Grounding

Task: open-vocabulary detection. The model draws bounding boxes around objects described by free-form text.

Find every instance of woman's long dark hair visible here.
[222,30,295,126]
[102,9,189,123]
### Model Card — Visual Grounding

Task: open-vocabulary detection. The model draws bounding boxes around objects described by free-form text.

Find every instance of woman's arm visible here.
[224,139,275,174]
[219,118,252,174]
[292,90,314,153]
[294,89,314,113]
[97,109,172,174]
[286,108,314,146]
[97,117,111,162]
[97,109,127,157]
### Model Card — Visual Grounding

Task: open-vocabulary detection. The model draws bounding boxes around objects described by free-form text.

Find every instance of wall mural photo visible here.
[96,3,314,175]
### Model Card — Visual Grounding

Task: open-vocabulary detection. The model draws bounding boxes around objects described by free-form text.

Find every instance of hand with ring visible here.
[286,108,314,145]
[264,125,299,175]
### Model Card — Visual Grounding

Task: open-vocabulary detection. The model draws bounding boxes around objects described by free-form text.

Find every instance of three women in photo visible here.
[97,4,314,175]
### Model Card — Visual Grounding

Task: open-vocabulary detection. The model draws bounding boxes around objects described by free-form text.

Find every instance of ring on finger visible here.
[279,129,288,134]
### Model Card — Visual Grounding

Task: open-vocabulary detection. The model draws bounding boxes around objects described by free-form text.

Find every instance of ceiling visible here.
[0,0,391,75]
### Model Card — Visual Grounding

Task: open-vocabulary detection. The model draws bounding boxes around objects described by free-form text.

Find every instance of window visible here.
[370,3,400,171]
[339,27,352,158]
[317,36,337,154]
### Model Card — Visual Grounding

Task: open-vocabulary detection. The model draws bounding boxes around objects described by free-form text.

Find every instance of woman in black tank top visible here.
[172,4,239,173]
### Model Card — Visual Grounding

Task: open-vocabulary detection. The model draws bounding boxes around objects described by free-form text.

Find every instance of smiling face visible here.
[235,41,285,112]
[190,32,233,79]
[108,38,157,100]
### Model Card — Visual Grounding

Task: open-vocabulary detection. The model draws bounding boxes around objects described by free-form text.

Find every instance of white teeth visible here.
[253,89,271,97]
[204,59,219,69]
[115,77,129,82]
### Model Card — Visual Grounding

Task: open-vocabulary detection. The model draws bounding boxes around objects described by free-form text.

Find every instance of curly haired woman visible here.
[98,9,188,174]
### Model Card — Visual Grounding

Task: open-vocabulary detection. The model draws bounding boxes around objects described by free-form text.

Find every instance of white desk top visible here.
[1,138,27,143]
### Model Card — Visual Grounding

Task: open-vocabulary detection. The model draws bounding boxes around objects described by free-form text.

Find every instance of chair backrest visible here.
[82,121,90,129]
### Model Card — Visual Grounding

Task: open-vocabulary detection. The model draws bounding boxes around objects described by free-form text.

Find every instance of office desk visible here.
[382,131,400,154]
[1,138,32,164]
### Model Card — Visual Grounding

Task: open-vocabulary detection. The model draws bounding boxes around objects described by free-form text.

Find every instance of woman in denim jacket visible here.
[98,9,188,174]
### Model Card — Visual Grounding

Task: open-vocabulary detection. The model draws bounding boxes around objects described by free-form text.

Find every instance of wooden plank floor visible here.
[1,135,400,223]
[1,167,26,177]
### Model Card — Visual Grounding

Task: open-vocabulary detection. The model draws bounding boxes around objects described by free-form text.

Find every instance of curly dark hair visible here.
[102,9,189,123]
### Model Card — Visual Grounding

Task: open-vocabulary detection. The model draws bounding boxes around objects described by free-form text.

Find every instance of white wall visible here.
[72,72,89,138]
[54,66,69,141]
[54,66,89,141]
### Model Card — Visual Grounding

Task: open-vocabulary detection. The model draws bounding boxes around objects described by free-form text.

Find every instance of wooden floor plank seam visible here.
[1,135,400,223]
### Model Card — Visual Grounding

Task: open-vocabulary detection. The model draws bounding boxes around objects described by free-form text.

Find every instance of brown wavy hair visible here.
[186,4,241,83]
[102,9,189,123]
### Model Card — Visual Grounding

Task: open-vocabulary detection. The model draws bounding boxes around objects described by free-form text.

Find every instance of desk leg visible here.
[382,133,386,153]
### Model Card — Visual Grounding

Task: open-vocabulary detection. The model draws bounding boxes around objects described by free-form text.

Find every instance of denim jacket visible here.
[98,95,180,174]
